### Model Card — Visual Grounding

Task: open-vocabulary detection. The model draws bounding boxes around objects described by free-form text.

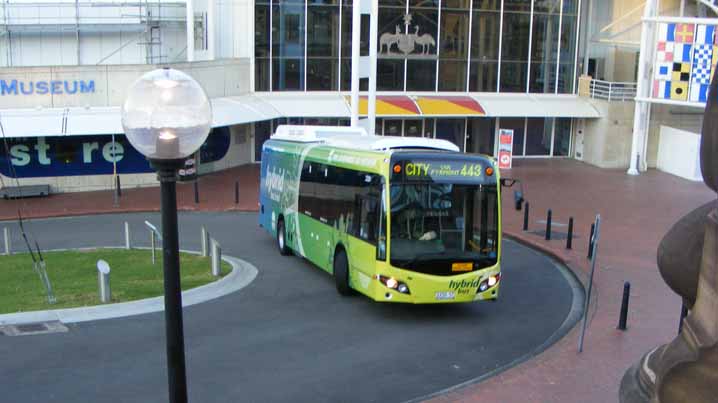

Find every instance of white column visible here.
[186,0,195,62]
[368,0,378,135]
[627,0,656,175]
[350,0,361,127]
[208,0,216,60]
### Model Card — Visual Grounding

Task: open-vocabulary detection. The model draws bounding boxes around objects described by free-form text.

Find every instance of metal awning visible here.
[257,93,351,118]
[475,94,601,118]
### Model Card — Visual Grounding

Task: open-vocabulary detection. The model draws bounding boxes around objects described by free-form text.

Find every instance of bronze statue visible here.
[619,57,718,402]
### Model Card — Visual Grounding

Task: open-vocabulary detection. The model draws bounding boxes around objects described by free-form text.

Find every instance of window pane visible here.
[525,118,552,156]
[500,62,527,92]
[377,4,405,56]
[378,59,405,91]
[272,4,305,58]
[534,0,562,14]
[273,58,304,90]
[553,118,571,156]
[440,11,470,60]
[255,58,271,91]
[529,13,559,93]
[469,61,498,92]
[438,60,467,91]
[500,12,530,92]
[307,58,338,90]
[503,0,532,12]
[436,119,465,152]
[407,5,438,57]
[255,5,270,58]
[404,120,423,137]
[501,12,530,62]
[308,5,339,57]
[498,118,525,156]
[558,16,578,93]
[467,118,495,155]
[471,10,500,61]
[472,0,500,11]
[384,119,403,136]
[406,60,436,91]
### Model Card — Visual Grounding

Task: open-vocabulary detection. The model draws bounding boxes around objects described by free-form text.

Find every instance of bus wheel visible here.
[277,219,291,256]
[334,249,353,296]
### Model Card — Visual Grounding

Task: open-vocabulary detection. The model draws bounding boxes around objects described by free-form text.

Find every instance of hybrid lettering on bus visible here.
[259,125,503,304]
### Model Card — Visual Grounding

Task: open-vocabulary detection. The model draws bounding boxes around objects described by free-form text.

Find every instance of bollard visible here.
[566,217,574,249]
[235,181,239,205]
[617,282,631,331]
[151,230,157,265]
[97,260,111,303]
[116,175,122,197]
[201,226,208,257]
[587,223,595,259]
[194,180,199,204]
[3,227,9,255]
[545,209,552,240]
[211,239,221,277]
[523,202,530,231]
[125,222,131,249]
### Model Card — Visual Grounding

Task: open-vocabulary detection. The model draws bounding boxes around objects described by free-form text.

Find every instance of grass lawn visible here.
[0,248,231,314]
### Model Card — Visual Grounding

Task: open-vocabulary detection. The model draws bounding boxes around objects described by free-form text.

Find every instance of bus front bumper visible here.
[359,266,501,304]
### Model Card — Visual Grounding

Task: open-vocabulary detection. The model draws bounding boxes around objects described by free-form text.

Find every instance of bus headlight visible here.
[377,275,411,294]
[477,274,500,293]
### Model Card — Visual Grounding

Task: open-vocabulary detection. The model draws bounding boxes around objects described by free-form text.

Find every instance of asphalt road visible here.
[0,212,581,403]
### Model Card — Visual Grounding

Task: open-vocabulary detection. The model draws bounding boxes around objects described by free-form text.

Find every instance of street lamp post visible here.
[121,67,212,403]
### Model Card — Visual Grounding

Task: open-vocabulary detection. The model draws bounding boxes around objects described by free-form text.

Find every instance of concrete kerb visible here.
[0,247,258,326]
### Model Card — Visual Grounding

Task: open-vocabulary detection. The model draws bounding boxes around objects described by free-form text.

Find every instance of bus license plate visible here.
[435,291,456,300]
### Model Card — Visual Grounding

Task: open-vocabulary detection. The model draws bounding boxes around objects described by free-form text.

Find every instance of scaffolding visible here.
[0,0,186,66]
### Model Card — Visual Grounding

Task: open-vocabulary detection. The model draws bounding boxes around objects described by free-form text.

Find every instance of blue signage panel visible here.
[0,129,230,178]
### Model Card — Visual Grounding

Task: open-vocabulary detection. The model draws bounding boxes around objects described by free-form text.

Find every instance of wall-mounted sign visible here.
[0,129,230,178]
[498,129,514,170]
[0,80,96,96]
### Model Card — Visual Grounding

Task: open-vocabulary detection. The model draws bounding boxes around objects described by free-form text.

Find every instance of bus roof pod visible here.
[271,125,460,153]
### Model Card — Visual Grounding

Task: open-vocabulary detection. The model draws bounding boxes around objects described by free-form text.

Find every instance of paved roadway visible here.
[0,212,581,403]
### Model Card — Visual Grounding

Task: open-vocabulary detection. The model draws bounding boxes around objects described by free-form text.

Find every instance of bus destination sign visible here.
[395,160,492,183]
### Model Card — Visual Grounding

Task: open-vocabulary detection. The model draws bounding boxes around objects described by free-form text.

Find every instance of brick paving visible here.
[0,159,715,402]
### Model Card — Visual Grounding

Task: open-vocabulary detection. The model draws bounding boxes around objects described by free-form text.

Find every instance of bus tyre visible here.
[277,219,291,256]
[334,249,353,296]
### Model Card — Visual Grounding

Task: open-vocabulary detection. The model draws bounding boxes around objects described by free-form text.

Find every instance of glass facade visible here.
[255,0,581,93]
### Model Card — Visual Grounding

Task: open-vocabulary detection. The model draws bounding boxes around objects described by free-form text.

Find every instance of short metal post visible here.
[3,227,9,255]
[566,217,574,249]
[523,202,530,231]
[588,223,595,259]
[211,239,221,277]
[97,260,111,303]
[234,181,239,204]
[151,230,157,265]
[116,175,122,197]
[678,303,688,333]
[201,226,208,257]
[617,282,630,331]
[579,214,601,353]
[194,180,199,204]
[125,222,131,250]
[545,209,552,240]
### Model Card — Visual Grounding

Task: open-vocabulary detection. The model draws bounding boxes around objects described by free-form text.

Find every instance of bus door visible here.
[347,194,379,285]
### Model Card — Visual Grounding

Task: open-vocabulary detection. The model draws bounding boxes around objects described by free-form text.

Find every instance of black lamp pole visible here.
[152,158,188,403]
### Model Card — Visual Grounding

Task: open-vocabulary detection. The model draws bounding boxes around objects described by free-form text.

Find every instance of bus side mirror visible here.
[500,178,525,211]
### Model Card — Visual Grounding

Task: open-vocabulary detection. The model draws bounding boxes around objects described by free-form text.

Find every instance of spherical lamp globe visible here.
[121,68,211,161]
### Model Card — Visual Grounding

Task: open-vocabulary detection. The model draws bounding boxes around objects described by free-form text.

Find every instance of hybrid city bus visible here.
[259,125,506,304]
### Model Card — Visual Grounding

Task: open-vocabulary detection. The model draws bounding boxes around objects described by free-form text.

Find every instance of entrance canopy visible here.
[0,92,600,138]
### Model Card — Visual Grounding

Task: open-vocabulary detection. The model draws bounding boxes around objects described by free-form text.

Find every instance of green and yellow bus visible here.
[259,125,503,304]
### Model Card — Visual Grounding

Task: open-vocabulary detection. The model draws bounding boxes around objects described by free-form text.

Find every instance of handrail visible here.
[580,77,637,102]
